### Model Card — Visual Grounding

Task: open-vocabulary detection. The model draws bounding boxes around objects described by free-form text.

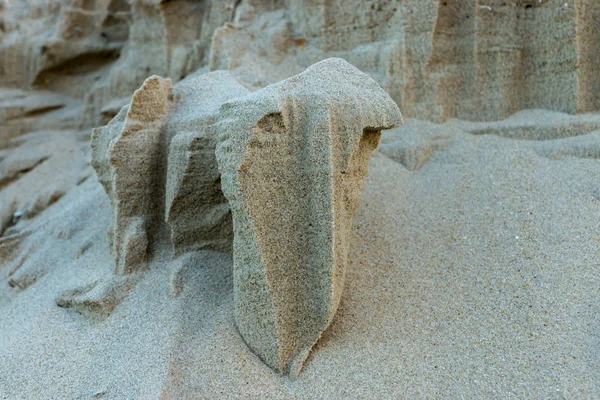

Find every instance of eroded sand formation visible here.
[214,58,402,374]
[67,58,401,374]
[58,70,249,317]
[1,1,599,398]
[1,1,598,127]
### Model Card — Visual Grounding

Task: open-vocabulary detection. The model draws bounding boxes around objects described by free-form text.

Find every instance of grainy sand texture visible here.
[1,0,599,399]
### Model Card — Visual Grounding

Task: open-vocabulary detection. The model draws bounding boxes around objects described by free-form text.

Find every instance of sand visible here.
[1,110,598,398]
[1,1,599,397]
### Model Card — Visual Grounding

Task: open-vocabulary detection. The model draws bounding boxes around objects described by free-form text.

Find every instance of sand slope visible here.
[1,111,598,399]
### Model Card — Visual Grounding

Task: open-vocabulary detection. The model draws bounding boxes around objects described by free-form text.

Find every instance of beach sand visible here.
[1,111,598,399]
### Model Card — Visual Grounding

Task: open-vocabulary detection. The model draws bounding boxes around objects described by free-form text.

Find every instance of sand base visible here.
[1,112,599,398]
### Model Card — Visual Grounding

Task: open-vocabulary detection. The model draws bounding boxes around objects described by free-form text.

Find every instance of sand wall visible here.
[1,0,598,125]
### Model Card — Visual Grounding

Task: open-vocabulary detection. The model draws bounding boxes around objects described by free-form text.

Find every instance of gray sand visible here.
[1,113,598,398]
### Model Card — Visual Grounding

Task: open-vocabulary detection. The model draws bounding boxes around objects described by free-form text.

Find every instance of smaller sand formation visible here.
[214,58,402,375]
[92,75,171,275]
[58,71,248,316]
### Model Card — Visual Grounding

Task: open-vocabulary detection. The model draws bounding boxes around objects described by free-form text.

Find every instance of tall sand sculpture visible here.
[215,58,402,374]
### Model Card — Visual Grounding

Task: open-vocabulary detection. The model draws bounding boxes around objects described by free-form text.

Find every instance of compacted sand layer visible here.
[0,111,598,399]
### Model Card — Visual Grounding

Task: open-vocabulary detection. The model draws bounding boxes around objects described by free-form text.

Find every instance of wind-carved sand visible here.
[94,76,172,275]
[214,58,402,374]
[57,58,401,375]
[57,71,249,317]
[1,1,599,396]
